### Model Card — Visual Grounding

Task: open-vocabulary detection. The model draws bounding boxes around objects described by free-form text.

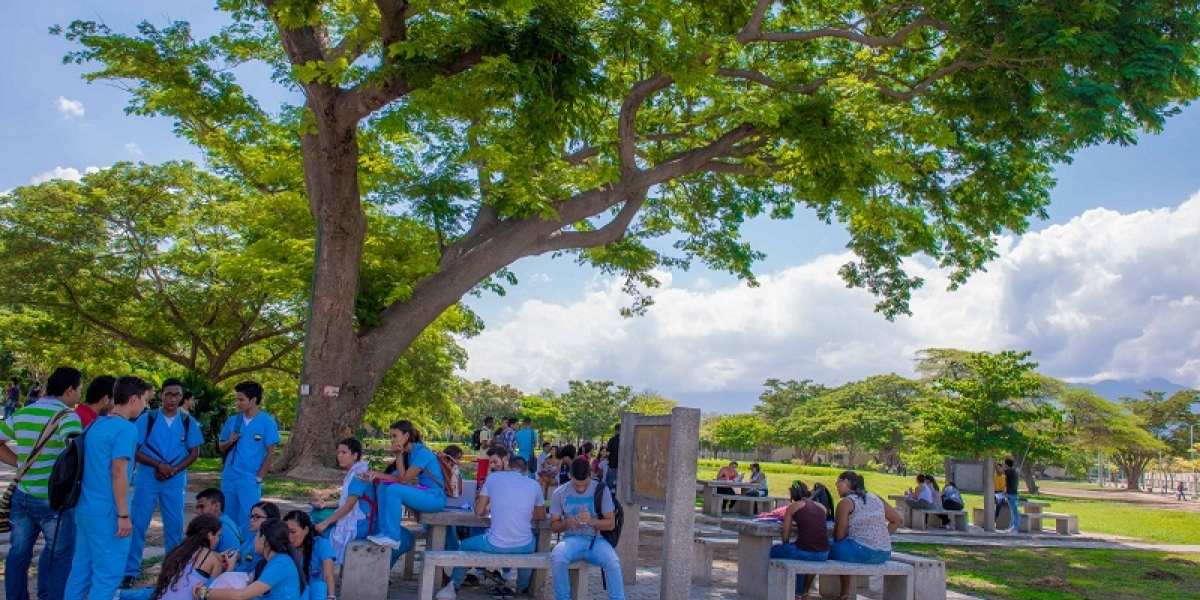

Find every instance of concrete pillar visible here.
[616,412,638,585]
[661,407,701,600]
[340,540,390,600]
[983,458,996,532]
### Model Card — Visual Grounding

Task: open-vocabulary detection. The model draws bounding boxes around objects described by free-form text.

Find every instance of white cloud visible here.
[29,166,101,185]
[461,193,1200,412]
[55,96,85,118]
[124,143,143,156]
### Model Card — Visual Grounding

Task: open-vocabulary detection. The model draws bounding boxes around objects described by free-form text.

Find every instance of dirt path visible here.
[1038,481,1200,512]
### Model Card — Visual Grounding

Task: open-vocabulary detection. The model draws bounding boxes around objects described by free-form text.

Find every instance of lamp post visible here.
[1191,403,1200,500]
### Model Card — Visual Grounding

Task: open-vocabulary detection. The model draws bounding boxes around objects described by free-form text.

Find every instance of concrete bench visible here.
[889,552,947,600]
[714,493,782,515]
[419,551,590,600]
[1021,511,1078,534]
[692,537,737,584]
[341,541,393,600]
[767,558,914,600]
[910,508,968,532]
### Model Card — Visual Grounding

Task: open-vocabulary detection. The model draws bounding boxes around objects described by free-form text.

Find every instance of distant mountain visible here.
[1075,378,1191,401]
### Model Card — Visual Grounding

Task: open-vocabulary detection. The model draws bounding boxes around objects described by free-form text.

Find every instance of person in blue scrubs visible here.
[284,511,336,600]
[366,420,446,549]
[63,376,153,600]
[345,463,415,567]
[195,488,245,559]
[514,417,538,479]
[235,502,281,573]
[218,380,281,534]
[193,518,305,600]
[123,377,205,588]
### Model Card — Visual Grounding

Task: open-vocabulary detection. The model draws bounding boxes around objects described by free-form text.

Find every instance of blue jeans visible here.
[769,544,828,592]
[64,509,131,600]
[377,483,445,541]
[126,472,187,576]
[451,535,537,591]
[604,468,617,491]
[1007,493,1020,529]
[4,489,75,600]
[550,535,624,600]
[828,538,890,564]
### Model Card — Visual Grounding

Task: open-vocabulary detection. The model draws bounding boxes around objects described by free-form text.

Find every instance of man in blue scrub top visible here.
[121,377,204,588]
[63,375,152,600]
[218,380,280,533]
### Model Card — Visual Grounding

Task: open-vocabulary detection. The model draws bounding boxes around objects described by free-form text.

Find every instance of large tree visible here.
[1062,387,1164,490]
[57,1,1200,469]
[754,378,829,462]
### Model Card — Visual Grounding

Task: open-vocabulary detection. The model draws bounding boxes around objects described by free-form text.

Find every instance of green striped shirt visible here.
[0,398,83,499]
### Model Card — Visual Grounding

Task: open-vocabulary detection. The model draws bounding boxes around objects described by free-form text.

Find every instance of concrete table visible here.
[418,509,555,597]
[698,480,762,517]
[888,494,913,527]
[720,517,783,600]
[973,499,1050,529]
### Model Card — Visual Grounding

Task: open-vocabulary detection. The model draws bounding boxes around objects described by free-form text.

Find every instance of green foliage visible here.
[454,379,527,429]
[790,374,922,468]
[519,395,567,436]
[711,414,773,454]
[555,380,632,443]
[625,390,678,416]
[179,372,235,458]
[754,378,829,457]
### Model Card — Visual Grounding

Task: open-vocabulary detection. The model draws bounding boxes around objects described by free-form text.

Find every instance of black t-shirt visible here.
[606,434,620,469]
[1004,467,1019,495]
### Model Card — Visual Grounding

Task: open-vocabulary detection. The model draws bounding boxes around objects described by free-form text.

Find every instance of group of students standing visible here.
[0,366,287,600]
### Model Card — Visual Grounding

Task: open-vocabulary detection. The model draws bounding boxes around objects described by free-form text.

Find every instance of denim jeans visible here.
[451,535,537,591]
[769,544,828,592]
[4,489,75,600]
[603,468,617,491]
[828,538,890,564]
[550,535,624,600]
[1006,493,1021,530]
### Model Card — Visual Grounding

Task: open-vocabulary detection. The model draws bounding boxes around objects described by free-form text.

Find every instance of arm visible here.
[257,444,275,479]
[322,557,336,598]
[780,502,799,544]
[0,444,17,468]
[532,503,547,521]
[135,448,161,468]
[316,496,360,534]
[475,495,491,517]
[202,581,272,600]
[589,510,616,532]
[175,446,200,473]
[113,458,132,537]
[882,500,904,534]
[832,498,853,542]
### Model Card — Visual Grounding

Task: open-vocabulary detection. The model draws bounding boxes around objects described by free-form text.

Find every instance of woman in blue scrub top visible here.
[235,502,281,574]
[284,511,336,600]
[365,420,446,549]
[193,519,304,600]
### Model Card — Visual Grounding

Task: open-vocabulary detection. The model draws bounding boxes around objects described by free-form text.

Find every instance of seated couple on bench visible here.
[903,474,964,528]
[435,452,623,600]
[716,461,768,511]
[769,472,904,600]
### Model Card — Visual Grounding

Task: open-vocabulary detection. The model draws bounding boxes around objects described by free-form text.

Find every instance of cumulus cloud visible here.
[124,142,143,156]
[55,96,85,118]
[29,166,101,184]
[460,193,1200,412]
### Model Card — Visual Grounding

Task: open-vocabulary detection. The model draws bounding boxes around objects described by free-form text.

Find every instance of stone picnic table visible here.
[719,517,783,600]
[697,479,761,517]
[419,508,557,596]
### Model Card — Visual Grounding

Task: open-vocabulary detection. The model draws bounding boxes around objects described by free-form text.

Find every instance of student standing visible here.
[1003,458,1021,532]
[217,380,280,534]
[63,375,153,600]
[122,378,204,588]
[514,417,538,479]
[5,376,22,420]
[0,366,84,600]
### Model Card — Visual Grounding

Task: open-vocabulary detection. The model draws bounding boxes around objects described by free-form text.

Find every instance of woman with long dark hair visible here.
[313,438,370,563]
[234,502,281,574]
[556,445,577,485]
[366,420,447,549]
[119,515,225,600]
[193,518,304,600]
[829,471,904,600]
[284,511,335,600]
[768,482,829,600]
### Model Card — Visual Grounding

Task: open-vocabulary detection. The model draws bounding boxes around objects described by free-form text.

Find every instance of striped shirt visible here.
[0,398,83,498]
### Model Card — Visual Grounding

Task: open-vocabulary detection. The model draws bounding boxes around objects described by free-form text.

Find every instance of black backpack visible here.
[592,483,623,547]
[49,429,88,511]
[470,428,482,451]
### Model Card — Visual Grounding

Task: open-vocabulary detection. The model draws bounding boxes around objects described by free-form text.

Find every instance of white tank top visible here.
[846,493,891,552]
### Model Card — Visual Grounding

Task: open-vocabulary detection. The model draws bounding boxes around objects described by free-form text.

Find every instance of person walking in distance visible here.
[0,366,85,600]
[122,378,204,588]
[4,377,20,420]
[217,380,280,534]
[1003,458,1021,532]
[604,423,620,491]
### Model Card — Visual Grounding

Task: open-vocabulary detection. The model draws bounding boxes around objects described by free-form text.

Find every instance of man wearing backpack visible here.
[217,380,281,533]
[0,366,84,600]
[121,377,204,588]
[63,375,152,600]
[549,458,624,600]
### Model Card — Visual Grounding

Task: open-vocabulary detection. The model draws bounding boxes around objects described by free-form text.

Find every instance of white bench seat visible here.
[909,508,968,532]
[419,551,590,600]
[1021,511,1078,534]
[889,551,947,600]
[767,558,915,600]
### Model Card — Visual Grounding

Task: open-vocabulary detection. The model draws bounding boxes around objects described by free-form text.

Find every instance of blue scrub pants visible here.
[64,510,131,600]
[222,475,262,534]
[377,483,445,541]
[125,471,187,577]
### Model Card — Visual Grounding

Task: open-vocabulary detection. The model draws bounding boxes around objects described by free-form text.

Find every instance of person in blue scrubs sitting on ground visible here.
[193,518,304,600]
[284,511,336,600]
[366,420,447,549]
[236,502,282,573]
[195,488,245,559]
[218,381,281,535]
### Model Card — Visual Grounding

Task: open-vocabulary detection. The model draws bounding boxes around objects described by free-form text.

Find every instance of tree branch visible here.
[375,0,409,66]
[210,337,303,384]
[716,68,829,94]
[534,193,647,254]
[873,57,992,100]
[261,0,329,65]
[619,75,675,177]
[739,10,950,48]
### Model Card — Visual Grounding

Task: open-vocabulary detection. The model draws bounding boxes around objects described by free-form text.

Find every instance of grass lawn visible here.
[894,542,1200,600]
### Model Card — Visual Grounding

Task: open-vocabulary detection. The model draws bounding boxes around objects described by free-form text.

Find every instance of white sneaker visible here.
[367,534,401,549]
[436,584,458,600]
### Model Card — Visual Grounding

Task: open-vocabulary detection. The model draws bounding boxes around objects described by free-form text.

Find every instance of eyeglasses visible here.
[162,392,183,398]
[250,513,267,520]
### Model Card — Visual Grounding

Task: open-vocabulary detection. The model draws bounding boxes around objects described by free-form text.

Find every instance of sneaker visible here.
[485,570,507,585]
[436,583,458,600]
[119,576,137,590]
[367,534,401,549]
[489,586,515,599]
[461,574,481,588]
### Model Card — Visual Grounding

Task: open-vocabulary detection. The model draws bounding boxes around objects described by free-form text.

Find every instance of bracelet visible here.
[200,585,210,599]
[118,514,130,519]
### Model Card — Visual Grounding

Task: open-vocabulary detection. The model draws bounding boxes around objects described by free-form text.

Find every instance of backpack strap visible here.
[10,409,73,486]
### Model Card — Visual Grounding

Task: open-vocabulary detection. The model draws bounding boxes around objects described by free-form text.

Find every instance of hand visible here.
[576,507,591,523]
[117,515,132,537]
[315,521,327,535]
[192,584,207,599]
[227,432,242,445]
[155,462,175,480]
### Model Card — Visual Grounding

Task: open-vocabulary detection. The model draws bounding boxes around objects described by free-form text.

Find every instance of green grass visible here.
[894,543,1200,600]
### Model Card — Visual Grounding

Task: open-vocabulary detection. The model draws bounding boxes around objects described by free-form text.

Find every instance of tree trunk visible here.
[1020,459,1040,494]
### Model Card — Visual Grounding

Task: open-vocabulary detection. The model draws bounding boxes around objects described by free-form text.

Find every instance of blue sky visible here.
[5,3,1200,413]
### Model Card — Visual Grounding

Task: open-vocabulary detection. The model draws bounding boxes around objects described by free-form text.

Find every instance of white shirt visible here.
[480,471,544,548]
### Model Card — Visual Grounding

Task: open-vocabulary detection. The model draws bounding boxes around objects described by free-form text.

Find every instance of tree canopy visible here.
[52,0,1200,467]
